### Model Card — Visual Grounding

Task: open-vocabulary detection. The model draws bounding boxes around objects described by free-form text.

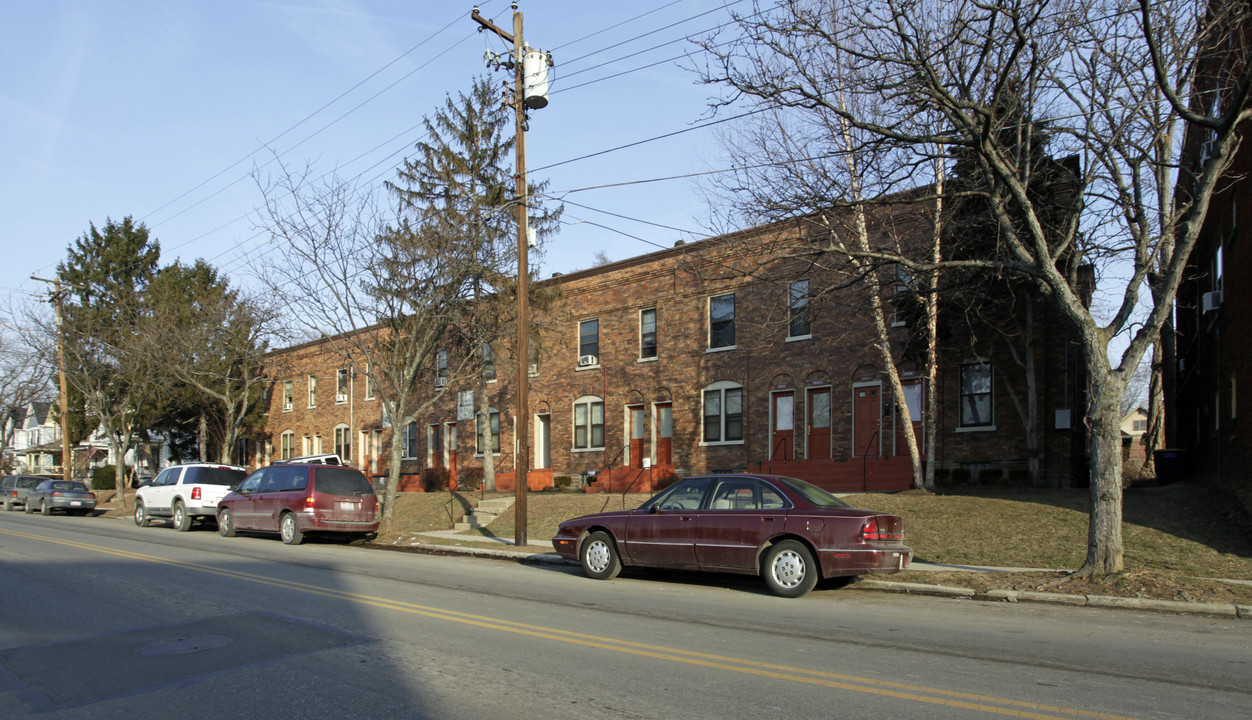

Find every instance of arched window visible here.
[572,395,605,450]
[334,423,351,461]
[702,381,744,444]
[279,430,295,460]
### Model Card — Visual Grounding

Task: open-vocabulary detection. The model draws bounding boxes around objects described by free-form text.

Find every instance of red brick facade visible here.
[245,217,1087,492]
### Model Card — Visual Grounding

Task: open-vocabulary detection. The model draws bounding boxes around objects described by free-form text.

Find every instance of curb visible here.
[856,580,1249,619]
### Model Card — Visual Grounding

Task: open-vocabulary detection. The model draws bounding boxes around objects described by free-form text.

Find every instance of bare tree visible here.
[698,0,1252,575]
[0,311,54,471]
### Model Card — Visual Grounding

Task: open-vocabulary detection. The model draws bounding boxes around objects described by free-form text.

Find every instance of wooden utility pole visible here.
[473,3,547,546]
[32,276,74,483]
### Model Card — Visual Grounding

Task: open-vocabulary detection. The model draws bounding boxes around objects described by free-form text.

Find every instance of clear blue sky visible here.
[1,0,733,317]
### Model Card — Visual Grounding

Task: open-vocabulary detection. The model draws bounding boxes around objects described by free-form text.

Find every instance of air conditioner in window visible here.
[335,393,347,403]
[578,354,598,367]
[434,377,447,389]
[282,402,293,412]
[1202,290,1223,314]
[528,363,539,376]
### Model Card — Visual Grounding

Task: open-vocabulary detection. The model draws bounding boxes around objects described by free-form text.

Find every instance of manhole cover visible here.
[136,634,235,656]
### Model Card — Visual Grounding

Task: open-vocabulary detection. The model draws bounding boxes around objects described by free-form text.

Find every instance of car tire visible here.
[762,540,818,598]
[580,531,622,580]
[134,501,151,527]
[3,498,12,512]
[279,512,304,545]
[23,501,33,514]
[41,500,51,516]
[173,502,192,532]
[218,508,236,537]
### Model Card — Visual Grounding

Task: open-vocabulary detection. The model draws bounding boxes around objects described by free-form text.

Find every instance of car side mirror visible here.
[648,505,660,515]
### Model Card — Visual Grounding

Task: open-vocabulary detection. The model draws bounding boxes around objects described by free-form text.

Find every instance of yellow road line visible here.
[1,528,1141,720]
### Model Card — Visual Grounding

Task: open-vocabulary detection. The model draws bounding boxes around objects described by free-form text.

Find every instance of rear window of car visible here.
[183,467,247,486]
[18,477,42,489]
[769,476,851,508]
[52,481,87,492]
[313,468,374,497]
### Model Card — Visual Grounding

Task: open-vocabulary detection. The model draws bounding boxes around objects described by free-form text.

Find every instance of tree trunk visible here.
[1080,353,1127,576]
[478,381,496,492]
[198,414,208,462]
[1142,338,1165,474]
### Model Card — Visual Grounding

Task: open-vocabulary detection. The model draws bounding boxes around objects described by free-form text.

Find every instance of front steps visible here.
[453,496,516,531]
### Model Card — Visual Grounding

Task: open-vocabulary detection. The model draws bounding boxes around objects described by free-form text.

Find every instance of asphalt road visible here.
[1,510,1248,719]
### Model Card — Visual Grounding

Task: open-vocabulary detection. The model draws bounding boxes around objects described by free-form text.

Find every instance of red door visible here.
[807,387,832,459]
[854,385,881,457]
[629,405,646,468]
[429,424,443,468]
[655,403,673,466]
[894,382,924,457]
[771,392,794,461]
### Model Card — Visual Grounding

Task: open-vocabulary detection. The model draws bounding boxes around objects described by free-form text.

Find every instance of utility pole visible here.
[32,276,74,483]
[473,2,550,547]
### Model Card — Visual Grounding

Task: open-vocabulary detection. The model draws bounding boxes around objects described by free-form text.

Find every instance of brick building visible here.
[248,206,1088,494]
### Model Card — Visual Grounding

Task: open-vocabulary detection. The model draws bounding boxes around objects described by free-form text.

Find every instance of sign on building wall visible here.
[457,390,475,421]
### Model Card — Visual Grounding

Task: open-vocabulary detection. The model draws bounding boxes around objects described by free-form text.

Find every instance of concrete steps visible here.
[453,497,515,531]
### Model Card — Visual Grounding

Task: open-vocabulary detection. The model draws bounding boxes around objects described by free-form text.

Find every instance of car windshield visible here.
[314,468,374,496]
[769,476,851,508]
[185,467,247,486]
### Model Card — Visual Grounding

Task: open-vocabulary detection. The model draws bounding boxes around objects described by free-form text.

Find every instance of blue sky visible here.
[1,0,732,317]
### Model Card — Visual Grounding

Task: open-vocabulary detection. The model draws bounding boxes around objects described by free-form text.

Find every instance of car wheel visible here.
[279,513,304,545]
[134,501,151,527]
[580,531,622,580]
[23,501,32,514]
[3,498,12,512]
[41,500,51,516]
[218,508,236,537]
[762,540,818,598]
[173,502,192,532]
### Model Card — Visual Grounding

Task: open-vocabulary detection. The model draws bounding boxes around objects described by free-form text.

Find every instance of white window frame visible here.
[572,395,605,451]
[701,381,745,445]
[334,423,351,461]
[639,307,658,360]
[787,280,811,340]
[707,293,736,351]
[957,361,995,431]
[280,430,295,460]
[307,375,317,408]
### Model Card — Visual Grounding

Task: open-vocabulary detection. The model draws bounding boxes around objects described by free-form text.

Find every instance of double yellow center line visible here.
[2,528,1140,720]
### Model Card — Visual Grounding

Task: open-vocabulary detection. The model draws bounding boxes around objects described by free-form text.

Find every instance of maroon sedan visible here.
[552,474,912,597]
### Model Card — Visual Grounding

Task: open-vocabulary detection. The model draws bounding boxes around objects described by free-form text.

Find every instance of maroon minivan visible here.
[217,463,378,545]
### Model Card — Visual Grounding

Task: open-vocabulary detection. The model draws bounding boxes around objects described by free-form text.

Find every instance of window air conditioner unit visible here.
[578,354,598,367]
[1202,290,1222,314]
[434,377,447,389]
[528,363,539,377]
[282,402,293,412]
[336,393,347,403]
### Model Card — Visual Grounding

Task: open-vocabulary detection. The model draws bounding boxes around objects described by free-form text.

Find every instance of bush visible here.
[949,467,972,485]
[553,475,573,490]
[456,467,483,492]
[90,465,131,490]
[420,466,451,492]
[1008,468,1032,484]
[933,468,950,485]
[978,468,1004,485]
[652,468,678,492]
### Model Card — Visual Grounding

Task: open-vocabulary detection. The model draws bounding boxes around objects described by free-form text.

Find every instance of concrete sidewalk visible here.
[394,530,1251,620]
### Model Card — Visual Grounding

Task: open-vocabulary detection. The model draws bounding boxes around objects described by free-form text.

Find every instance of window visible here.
[640,308,658,359]
[336,369,349,403]
[1132,419,1147,432]
[476,411,500,455]
[709,293,735,349]
[788,280,810,338]
[436,350,448,386]
[307,375,316,408]
[365,364,375,400]
[282,380,293,412]
[483,343,496,380]
[702,381,744,443]
[402,421,418,459]
[573,396,605,450]
[280,430,295,460]
[334,424,351,461]
[579,319,599,363]
[959,363,993,427]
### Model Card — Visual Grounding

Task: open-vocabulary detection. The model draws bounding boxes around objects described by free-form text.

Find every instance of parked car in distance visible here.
[3,474,46,512]
[552,474,913,598]
[23,479,97,516]
[272,454,342,465]
[217,463,378,545]
[134,463,248,531]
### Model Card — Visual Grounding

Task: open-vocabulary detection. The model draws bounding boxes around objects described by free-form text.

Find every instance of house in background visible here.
[1120,406,1149,464]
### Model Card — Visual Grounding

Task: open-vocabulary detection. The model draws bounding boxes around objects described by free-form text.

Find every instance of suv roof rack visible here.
[272,454,343,466]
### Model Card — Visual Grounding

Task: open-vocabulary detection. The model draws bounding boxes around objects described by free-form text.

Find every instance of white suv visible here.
[134,463,247,531]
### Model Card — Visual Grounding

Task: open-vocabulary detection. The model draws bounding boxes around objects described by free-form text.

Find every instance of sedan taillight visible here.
[860,516,902,542]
